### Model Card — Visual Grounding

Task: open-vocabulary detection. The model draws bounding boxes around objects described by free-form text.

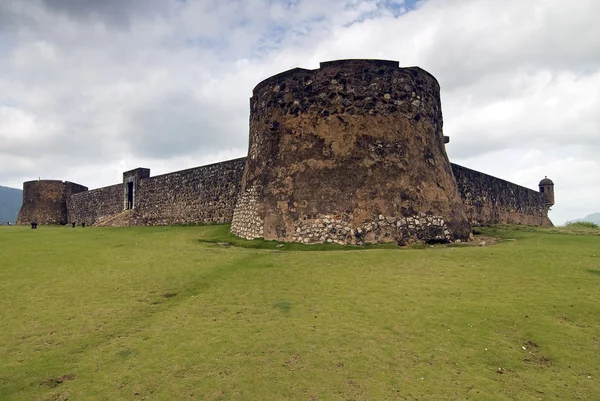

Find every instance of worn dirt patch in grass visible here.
[41,374,75,388]
[522,340,552,368]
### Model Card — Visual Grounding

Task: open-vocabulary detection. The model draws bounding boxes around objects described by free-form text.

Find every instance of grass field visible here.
[0,224,599,400]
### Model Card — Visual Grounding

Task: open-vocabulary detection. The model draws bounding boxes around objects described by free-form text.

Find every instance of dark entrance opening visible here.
[127,182,134,209]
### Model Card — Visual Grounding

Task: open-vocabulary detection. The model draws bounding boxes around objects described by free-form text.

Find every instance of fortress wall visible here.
[232,59,471,244]
[451,163,552,226]
[18,59,553,234]
[17,180,87,225]
[135,158,245,225]
[67,183,123,225]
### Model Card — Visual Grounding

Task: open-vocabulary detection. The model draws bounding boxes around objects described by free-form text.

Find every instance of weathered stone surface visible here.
[67,158,245,226]
[135,159,244,225]
[452,164,553,227]
[38,156,551,231]
[231,59,472,244]
[68,183,123,225]
[17,180,87,225]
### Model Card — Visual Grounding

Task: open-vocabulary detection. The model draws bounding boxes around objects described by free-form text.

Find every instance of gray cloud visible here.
[41,0,170,27]
[125,91,248,158]
[0,0,598,225]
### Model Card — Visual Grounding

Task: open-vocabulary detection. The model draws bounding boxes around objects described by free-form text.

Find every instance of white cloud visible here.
[0,0,598,225]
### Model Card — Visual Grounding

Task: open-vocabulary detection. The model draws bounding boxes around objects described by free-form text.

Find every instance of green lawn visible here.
[0,224,598,400]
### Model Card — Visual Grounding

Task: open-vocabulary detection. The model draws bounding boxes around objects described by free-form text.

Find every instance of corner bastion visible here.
[16,180,88,225]
[231,59,472,244]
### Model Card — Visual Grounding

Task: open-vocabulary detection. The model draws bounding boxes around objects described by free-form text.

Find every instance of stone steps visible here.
[94,210,146,227]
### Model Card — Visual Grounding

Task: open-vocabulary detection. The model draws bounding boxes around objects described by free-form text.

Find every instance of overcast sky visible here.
[1,0,598,225]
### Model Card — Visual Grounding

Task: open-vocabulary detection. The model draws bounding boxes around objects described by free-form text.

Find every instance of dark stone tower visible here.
[231,59,471,244]
[538,177,555,206]
[16,180,88,225]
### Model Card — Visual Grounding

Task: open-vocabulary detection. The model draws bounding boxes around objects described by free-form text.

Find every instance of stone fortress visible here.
[17,59,555,244]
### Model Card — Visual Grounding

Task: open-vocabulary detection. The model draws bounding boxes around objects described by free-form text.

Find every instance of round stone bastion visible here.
[16,180,88,225]
[231,59,471,245]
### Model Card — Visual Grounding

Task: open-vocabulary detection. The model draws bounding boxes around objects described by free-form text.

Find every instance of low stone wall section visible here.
[135,158,245,225]
[451,163,552,226]
[67,183,123,225]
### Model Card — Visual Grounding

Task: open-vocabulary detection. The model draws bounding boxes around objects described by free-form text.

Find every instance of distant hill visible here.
[0,185,22,224]
[567,213,600,226]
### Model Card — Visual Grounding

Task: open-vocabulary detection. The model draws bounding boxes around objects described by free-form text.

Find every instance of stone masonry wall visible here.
[231,59,472,244]
[64,158,552,230]
[451,163,552,227]
[68,183,123,225]
[66,158,245,226]
[135,158,245,225]
[17,180,87,225]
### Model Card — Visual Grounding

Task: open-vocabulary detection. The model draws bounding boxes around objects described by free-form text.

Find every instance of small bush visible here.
[565,221,599,229]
